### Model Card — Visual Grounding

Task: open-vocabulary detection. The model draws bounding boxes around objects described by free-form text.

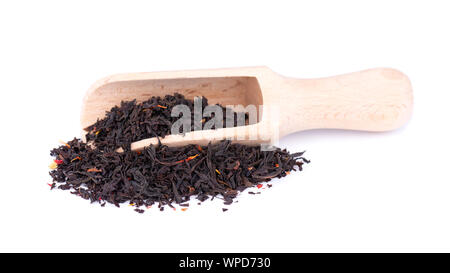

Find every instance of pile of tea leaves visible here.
[48,94,309,213]
[84,93,248,151]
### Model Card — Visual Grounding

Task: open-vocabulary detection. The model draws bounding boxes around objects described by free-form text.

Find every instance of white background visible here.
[1,0,449,252]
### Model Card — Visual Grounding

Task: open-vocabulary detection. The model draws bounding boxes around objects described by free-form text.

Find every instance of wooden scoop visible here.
[81,67,413,151]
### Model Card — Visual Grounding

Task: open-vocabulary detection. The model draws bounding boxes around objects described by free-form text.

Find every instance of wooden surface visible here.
[81,67,413,150]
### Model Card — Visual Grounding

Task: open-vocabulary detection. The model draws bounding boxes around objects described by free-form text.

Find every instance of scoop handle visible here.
[278,68,413,136]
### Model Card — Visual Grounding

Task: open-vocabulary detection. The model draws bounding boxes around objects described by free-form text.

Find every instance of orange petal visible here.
[58,140,71,148]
